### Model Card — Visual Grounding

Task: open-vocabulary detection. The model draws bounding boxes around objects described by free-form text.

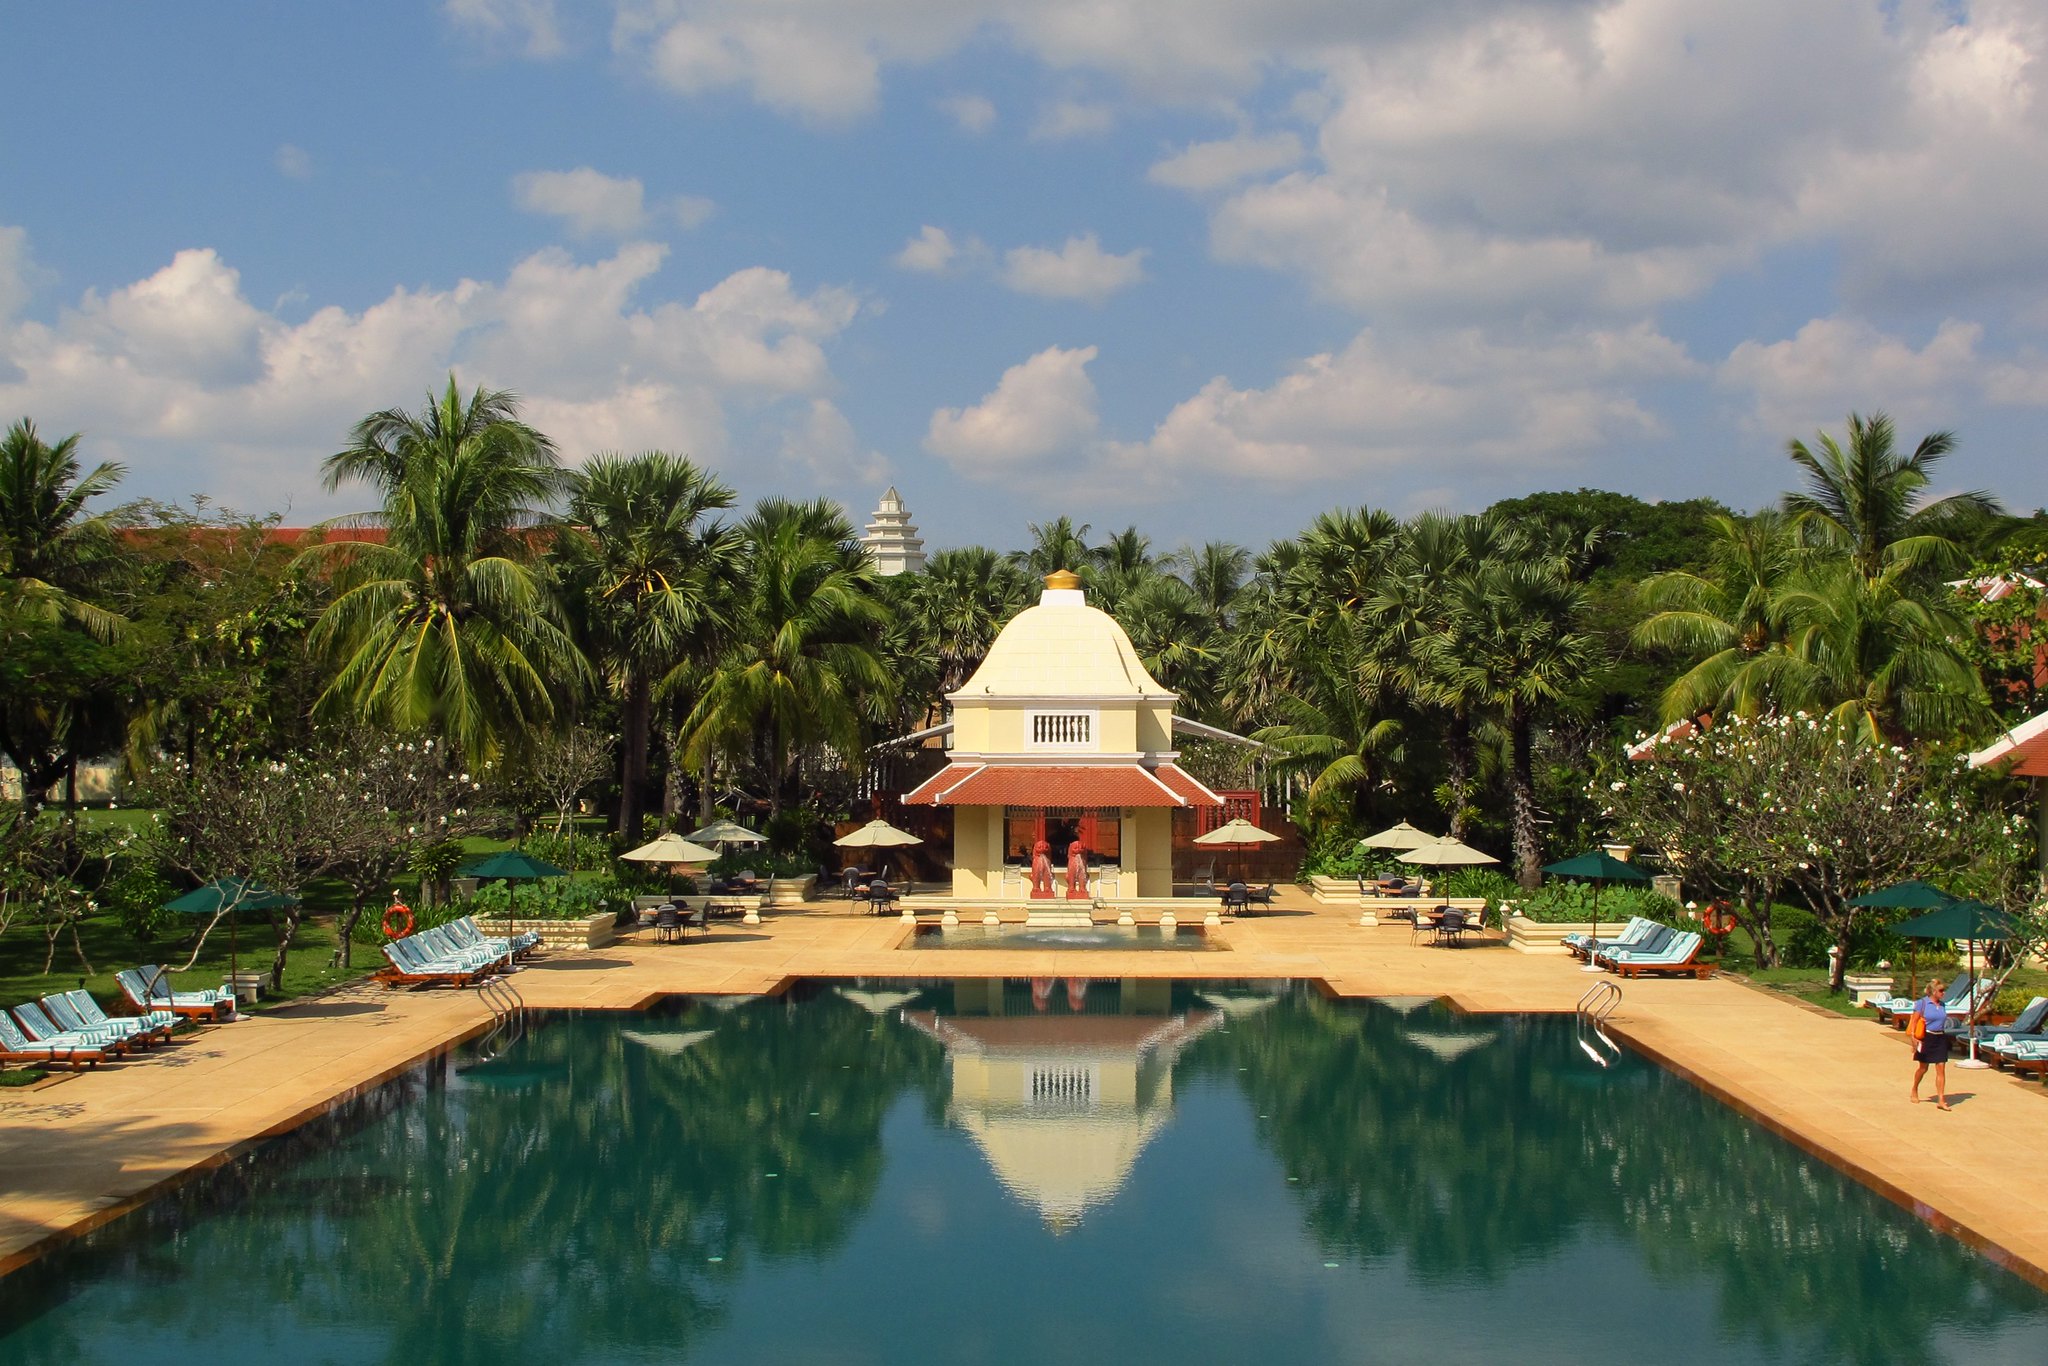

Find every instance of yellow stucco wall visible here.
[951,805,1002,897]
[1126,808,1173,898]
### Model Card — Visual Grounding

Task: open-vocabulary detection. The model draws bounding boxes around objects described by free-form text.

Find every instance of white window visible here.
[1026,711,1096,749]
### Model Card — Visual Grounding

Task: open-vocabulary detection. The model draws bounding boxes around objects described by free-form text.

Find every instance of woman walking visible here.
[1909,977,1951,1110]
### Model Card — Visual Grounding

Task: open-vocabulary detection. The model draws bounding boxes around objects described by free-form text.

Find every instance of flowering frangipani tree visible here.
[1605,711,2020,988]
[0,805,114,975]
[136,731,488,986]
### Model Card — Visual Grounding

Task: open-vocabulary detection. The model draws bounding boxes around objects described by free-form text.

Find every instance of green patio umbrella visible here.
[163,877,300,985]
[1896,899,2014,1070]
[1850,881,1957,997]
[460,851,569,969]
[1542,850,1652,975]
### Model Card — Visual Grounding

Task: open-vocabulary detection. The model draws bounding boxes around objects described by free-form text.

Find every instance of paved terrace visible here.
[5,886,2045,1289]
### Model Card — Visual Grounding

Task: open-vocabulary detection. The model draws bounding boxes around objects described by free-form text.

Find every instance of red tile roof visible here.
[902,762,1220,807]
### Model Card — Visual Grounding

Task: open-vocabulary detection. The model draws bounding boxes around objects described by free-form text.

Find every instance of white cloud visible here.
[444,0,565,58]
[0,228,863,511]
[926,344,1101,471]
[1718,318,1985,440]
[1147,131,1303,191]
[274,144,312,180]
[513,167,650,237]
[779,397,891,482]
[1108,324,1696,485]
[672,195,717,229]
[894,226,961,274]
[1001,234,1146,302]
[939,94,996,133]
[1031,99,1116,141]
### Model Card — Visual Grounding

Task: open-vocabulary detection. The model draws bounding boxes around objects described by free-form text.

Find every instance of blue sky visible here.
[6,1,2047,551]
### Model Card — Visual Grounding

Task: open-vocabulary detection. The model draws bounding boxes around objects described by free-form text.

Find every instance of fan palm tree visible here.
[1784,411,2001,580]
[555,452,738,841]
[301,377,587,765]
[1253,617,1403,820]
[895,546,1031,698]
[671,501,893,818]
[1432,544,1601,887]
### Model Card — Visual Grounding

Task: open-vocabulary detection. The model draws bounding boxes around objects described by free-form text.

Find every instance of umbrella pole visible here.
[1957,936,1990,1069]
[1580,881,1605,973]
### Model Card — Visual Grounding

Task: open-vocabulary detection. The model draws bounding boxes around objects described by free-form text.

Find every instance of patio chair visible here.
[1245,884,1278,908]
[118,967,235,1021]
[11,1001,132,1056]
[0,1011,110,1070]
[654,904,682,943]
[43,992,170,1048]
[1221,881,1251,917]
[1434,908,1472,948]
[867,879,898,916]
[1194,861,1217,891]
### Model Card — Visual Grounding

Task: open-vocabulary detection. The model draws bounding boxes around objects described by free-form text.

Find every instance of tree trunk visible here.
[270,909,300,992]
[618,669,651,843]
[1508,708,1541,890]
[1444,711,1474,841]
[1828,909,1854,993]
[1741,886,1779,969]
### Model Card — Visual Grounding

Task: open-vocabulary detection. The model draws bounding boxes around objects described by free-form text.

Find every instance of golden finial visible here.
[1044,569,1081,591]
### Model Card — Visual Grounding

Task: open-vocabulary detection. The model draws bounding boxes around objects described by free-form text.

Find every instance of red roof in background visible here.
[902,762,1221,807]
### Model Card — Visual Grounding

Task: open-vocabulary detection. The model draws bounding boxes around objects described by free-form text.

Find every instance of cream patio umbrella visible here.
[687,817,767,849]
[1193,816,1281,884]
[620,833,721,865]
[1399,840,1499,908]
[1358,821,1439,850]
[834,818,925,882]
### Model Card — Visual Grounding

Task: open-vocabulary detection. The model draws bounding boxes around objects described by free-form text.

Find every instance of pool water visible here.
[4,980,2045,1365]
[911,924,1224,950]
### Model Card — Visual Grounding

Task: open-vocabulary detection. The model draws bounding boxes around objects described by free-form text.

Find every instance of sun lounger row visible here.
[1869,975,1995,1030]
[2,983,200,1071]
[1563,916,1661,961]
[376,916,538,988]
[1589,924,1710,978]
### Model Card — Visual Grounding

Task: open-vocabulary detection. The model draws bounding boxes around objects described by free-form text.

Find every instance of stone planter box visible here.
[766,874,817,907]
[1843,973,1894,1008]
[487,911,615,950]
[1506,914,1616,955]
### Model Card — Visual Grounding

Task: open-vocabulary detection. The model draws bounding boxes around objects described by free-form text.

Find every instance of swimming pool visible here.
[3,979,2043,1364]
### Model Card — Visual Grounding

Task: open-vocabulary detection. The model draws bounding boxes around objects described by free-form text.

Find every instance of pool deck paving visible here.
[5,888,2047,1287]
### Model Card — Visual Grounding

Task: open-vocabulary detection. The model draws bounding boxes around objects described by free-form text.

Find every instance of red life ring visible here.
[382,902,415,939]
[1701,903,1736,936]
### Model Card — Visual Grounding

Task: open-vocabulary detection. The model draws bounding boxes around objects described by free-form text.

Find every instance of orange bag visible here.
[1907,1011,1927,1042]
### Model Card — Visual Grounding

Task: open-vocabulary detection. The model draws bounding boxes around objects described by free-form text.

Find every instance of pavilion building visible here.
[859,487,926,576]
[902,569,1224,900]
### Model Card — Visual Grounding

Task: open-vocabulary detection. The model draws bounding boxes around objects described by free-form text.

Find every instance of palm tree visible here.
[1632,510,1799,725]
[672,500,893,819]
[302,377,587,765]
[1432,542,1601,887]
[1175,540,1250,635]
[556,452,738,841]
[1016,516,1092,576]
[0,418,127,641]
[1254,617,1403,821]
[895,547,1031,699]
[1729,562,1988,743]
[1784,412,2001,580]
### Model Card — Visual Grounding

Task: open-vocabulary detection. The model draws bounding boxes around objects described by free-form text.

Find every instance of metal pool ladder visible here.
[1576,980,1622,1067]
[474,973,526,1061]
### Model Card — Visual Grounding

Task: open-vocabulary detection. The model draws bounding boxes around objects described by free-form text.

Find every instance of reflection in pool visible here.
[909,924,1225,950]
[4,979,2045,1365]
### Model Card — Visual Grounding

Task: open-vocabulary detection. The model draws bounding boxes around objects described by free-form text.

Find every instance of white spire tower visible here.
[860,486,927,575]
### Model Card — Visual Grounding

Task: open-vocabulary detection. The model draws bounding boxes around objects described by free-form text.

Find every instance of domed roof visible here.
[954,576,1172,700]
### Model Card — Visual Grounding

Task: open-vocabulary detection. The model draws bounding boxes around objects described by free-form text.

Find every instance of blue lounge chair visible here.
[377,935,494,988]
[1564,916,1659,960]
[0,1011,109,1070]
[118,967,235,1021]
[11,1001,132,1056]
[62,989,178,1041]
[1600,930,1710,978]
[42,992,169,1048]
[1958,995,2048,1045]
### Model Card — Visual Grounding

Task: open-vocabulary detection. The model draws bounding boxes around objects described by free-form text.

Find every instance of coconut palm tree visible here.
[302,378,587,765]
[672,500,892,818]
[1253,617,1403,821]
[555,452,738,841]
[1016,516,1093,577]
[1175,540,1250,635]
[895,546,1031,699]
[1784,411,2001,580]
[1632,510,1799,725]
[0,418,127,641]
